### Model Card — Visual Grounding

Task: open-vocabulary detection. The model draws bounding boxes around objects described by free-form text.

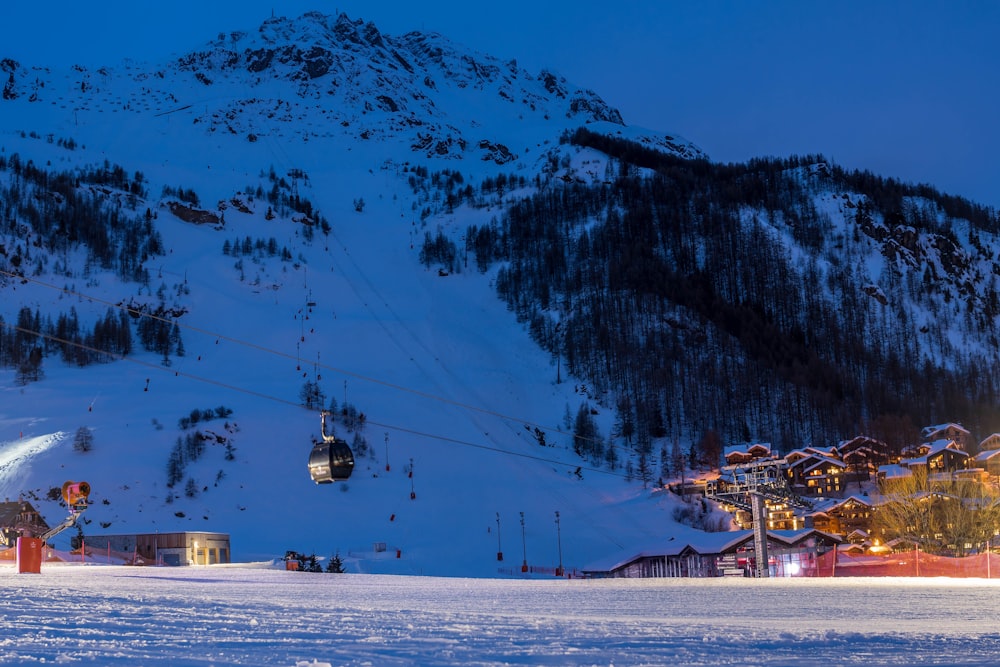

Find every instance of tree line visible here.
[465,129,1000,460]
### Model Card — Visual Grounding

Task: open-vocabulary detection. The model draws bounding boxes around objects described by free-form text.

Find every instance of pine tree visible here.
[73,426,94,453]
[572,402,599,459]
[305,554,322,572]
[326,551,345,573]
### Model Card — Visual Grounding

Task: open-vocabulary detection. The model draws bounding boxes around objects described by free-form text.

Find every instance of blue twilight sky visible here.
[4,1,998,209]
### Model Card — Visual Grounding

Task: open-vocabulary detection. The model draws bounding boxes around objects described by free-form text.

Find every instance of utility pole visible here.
[409,457,415,500]
[555,511,564,576]
[496,512,503,561]
[520,511,528,573]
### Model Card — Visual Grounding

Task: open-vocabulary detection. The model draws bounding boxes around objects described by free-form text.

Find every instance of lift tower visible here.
[704,460,810,577]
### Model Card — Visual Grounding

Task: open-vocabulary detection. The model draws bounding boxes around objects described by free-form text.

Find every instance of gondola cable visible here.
[0,268,619,458]
[0,318,627,480]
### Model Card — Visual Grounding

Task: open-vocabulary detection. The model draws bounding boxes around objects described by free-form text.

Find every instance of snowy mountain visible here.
[0,11,708,575]
[3,9,999,578]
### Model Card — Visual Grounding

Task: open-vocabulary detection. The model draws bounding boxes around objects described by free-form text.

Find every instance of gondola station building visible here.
[85,531,231,565]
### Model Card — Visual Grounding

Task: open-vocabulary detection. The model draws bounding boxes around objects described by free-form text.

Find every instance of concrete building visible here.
[86,531,231,565]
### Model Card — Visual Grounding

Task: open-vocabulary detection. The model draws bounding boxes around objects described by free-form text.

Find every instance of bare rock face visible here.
[569,96,624,125]
[478,140,516,165]
[166,201,221,225]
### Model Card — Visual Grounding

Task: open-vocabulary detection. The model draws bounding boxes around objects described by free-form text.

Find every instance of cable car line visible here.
[0,319,628,481]
[0,268,613,455]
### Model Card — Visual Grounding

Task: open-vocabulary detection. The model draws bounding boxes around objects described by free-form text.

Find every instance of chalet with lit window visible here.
[877,442,973,488]
[0,500,50,547]
[979,433,1000,453]
[975,449,1000,477]
[784,449,847,496]
[826,496,873,536]
[920,423,971,451]
[835,436,889,479]
[723,443,774,466]
[904,440,970,476]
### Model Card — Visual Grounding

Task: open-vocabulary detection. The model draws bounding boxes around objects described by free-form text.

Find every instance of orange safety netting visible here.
[813,550,1000,577]
[0,544,152,565]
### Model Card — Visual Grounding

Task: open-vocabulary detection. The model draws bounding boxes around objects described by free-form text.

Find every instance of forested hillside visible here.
[468,128,1000,459]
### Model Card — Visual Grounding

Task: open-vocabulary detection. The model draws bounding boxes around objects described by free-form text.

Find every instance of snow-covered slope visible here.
[0,11,708,576]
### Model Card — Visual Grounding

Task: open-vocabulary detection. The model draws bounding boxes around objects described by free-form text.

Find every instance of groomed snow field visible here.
[3,562,1000,666]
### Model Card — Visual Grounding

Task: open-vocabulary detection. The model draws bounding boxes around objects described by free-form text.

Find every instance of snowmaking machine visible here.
[15,480,91,574]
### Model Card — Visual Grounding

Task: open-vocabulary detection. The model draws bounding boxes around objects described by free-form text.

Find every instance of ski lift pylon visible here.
[308,411,355,484]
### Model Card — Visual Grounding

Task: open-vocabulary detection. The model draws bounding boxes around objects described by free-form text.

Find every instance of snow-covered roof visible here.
[878,464,912,479]
[803,457,847,475]
[582,529,841,573]
[830,495,873,510]
[921,423,969,438]
[979,433,1000,451]
[723,443,772,458]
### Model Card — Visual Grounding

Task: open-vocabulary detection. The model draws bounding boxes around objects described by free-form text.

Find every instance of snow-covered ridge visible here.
[1,11,701,167]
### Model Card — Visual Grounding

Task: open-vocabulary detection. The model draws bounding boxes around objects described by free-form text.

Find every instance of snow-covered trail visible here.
[3,564,1000,666]
[0,432,64,496]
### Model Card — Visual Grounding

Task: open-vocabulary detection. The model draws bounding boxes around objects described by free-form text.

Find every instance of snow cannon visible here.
[62,481,91,512]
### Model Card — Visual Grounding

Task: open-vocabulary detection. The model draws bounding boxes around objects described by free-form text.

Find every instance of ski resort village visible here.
[3,5,1000,666]
[5,418,1000,579]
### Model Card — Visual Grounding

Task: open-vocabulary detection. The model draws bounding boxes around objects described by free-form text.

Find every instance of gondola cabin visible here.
[308,437,355,483]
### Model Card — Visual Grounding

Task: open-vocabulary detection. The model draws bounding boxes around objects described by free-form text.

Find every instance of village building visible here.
[920,423,972,451]
[784,450,848,497]
[974,449,1000,477]
[826,496,874,535]
[85,531,231,565]
[0,500,50,547]
[903,441,971,477]
[835,436,890,478]
[879,440,972,485]
[979,433,1000,452]
[723,443,775,466]
[581,528,841,578]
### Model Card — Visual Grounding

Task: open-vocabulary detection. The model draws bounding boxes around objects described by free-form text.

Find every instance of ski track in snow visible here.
[3,564,1000,666]
[0,432,64,495]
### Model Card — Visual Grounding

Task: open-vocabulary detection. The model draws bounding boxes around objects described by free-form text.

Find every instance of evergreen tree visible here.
[166,442,185,488]
[326,551,345,573]
[73,426,94,453]
[572,402,600,459]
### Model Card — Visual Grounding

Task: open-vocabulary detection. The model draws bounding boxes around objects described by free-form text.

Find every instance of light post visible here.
[496,512,503,561]
[409,457,416,500]
[555,511,564,577]
[520,511,528,573]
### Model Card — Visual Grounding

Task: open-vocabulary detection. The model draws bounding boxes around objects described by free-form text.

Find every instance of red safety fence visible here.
[813,550,1000,577]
